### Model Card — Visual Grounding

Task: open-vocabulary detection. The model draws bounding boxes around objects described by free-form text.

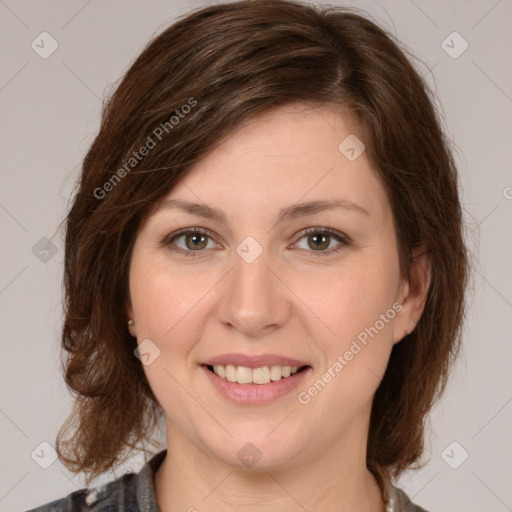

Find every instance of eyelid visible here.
[291,227,350,256]
[295,226,350,244]
[161,226,350,257]
[161,227,221,249]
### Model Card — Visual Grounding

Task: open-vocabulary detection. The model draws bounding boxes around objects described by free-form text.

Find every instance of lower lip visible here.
[201,365,311,405]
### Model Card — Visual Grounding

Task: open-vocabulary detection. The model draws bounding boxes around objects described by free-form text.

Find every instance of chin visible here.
[201,426,305,472]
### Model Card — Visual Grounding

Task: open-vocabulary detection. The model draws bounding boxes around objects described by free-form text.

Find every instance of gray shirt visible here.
[26,450,429,511]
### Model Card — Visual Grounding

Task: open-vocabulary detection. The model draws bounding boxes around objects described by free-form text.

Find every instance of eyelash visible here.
[160,227,350,258]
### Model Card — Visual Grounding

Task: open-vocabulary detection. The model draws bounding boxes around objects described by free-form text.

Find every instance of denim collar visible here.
[135,449,167,511]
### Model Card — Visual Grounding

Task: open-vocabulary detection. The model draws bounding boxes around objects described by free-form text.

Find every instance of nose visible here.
[216,242,291,339]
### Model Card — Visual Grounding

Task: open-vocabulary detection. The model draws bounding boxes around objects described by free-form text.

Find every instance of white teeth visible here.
[236,366,253,384]
[213,364,226,378]
[270,365,282,381]
[210,364,302,384]
[252,367,270,384]
[225,364,237,382]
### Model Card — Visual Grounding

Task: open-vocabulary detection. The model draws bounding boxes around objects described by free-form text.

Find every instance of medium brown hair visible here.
[56,0,469,491]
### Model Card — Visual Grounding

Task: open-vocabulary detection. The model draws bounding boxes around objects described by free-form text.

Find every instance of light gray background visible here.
[1,1,511,511]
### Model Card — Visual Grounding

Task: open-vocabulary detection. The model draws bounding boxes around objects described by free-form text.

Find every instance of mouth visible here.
[203,363,310,385]
[201,362,312,404]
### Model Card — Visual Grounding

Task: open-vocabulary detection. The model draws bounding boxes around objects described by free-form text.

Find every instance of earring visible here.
[128,320,135,326]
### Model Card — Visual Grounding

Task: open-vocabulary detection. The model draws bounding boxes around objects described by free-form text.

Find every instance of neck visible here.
[154,420,386,512]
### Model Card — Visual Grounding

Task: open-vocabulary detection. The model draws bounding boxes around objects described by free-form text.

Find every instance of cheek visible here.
[309,255,399,333]
[300,252,401,380]
[129,256,212,341]
[129,260,214,423]
[293,267,400,423]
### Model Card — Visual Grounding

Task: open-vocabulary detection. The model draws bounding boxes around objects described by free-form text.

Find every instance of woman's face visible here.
[127,104,423,471]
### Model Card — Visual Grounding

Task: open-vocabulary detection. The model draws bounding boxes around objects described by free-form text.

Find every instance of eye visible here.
[162,228,219,257]
[161,227,349,258]
[292,227,349,256]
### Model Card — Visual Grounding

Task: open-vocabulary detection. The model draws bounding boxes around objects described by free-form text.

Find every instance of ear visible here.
[392,247,431,344]
[125,299,137,338]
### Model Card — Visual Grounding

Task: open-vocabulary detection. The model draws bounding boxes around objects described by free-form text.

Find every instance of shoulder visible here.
[26,450,166,512]
[393,486,431,512]
[25,473,138,512]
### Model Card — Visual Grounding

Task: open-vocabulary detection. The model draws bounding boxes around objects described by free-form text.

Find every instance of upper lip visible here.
[202,353,310,368]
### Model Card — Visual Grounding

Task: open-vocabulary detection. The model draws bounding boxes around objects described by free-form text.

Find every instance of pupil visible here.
[311,234,328,250]
[188,233,206,249]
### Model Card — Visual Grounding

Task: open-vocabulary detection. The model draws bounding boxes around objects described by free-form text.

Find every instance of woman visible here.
[28,1,468,510]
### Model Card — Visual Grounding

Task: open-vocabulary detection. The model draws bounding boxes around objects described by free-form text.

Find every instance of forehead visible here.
[153,104,388,222]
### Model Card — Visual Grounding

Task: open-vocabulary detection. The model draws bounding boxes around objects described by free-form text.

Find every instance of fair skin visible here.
[126,103,430,512]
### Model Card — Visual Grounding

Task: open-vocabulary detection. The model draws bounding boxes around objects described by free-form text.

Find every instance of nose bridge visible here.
[218,238,289,336]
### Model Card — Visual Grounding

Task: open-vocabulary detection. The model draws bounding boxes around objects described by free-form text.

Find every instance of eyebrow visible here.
[157,198,370,225]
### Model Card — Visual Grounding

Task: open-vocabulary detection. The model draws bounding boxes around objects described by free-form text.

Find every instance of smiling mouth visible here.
[204,364,310,385]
